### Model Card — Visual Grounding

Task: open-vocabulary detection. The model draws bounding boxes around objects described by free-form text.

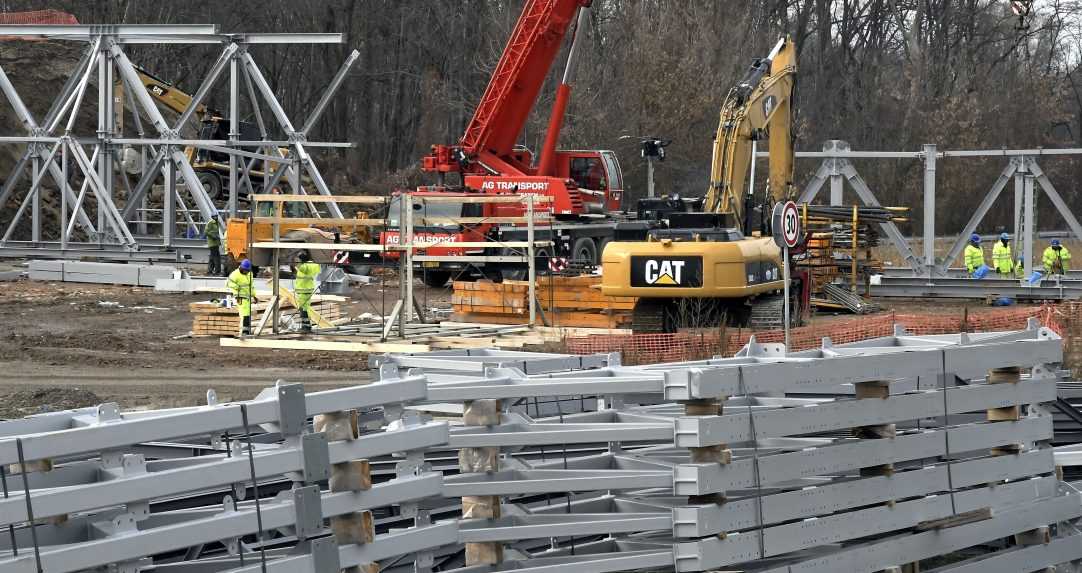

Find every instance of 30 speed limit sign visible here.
[771,201,802,249]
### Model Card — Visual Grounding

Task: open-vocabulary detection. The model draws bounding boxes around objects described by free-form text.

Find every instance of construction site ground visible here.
[0,262,446,417]
[0,259,1015,418]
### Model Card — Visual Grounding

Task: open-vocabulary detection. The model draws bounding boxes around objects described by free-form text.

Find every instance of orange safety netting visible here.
[0,10,78,25]
[565,305,1059,364]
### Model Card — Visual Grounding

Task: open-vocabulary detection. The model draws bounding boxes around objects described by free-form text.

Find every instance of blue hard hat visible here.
[1052,239,1062,247]
[240,259,252,271]
[970,233,981,243]
[1000,232,1009,241]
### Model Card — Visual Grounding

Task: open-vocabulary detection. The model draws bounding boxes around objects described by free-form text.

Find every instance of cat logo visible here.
[630,256,703,288]
[644,259,684,285]
[762,95,776,118]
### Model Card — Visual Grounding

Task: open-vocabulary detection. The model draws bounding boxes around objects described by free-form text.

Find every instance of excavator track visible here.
[631,299,669,333]
[747,293,786,331]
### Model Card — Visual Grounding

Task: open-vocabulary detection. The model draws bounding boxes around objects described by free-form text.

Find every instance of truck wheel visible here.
[197,171,223,201]
[420,271,451,288]
[501,245,553,281]
[571,237,599,266]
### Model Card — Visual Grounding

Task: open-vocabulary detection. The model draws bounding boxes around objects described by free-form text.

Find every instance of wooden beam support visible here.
[219,337,429,353]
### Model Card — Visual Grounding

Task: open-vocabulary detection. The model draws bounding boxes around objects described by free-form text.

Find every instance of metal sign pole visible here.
[783,245,790,352]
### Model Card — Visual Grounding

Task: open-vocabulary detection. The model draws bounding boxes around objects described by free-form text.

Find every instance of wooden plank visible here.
[252,242,392,252]
[252,217,388,226]
[416,216,551,225]
[451,293,527,307]
[252,296,278,336]
[252,194,388,204]
[450,313,533,326]
[545,312,631,329]
[416,195,552,204]
[414,256,528,263]
[410,241,552,248]
[540,300,638,311]
[535,291,636,302]
[279,288,335,329]
[452,304,528,315]
[453,280,530,293]
[220,337,429,353]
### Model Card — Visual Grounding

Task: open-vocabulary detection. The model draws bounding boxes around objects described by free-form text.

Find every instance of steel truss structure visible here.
[2,321,1080,572]
[784,141,1082,286]
[0,23,356,262]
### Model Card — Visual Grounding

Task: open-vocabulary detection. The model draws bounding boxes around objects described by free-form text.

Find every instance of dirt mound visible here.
[0,386,102,419]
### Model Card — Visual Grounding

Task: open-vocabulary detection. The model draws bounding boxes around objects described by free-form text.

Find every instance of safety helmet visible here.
[970,233,981,244]
[1052,239,1062,247]
[240,259,252,271]
[1000,232,1009,241]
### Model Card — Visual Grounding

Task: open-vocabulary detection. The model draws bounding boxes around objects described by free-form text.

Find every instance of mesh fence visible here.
[565,305,1057,365]
[0,10,79,24]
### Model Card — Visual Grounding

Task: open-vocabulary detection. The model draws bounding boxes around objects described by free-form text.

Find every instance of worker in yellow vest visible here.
[292,251,321,332]
[991,233,1013,277]
[1043,239,1072,276]
[964,234,985,276]
[226,259,256,335]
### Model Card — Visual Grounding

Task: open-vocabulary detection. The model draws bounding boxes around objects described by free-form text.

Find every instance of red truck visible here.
[384,0,630,286]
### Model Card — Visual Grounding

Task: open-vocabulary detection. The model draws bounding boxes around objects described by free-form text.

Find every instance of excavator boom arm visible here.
[704,37,796,231]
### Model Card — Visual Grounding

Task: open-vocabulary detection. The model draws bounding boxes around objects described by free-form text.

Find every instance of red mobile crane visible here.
[381,0,627,286]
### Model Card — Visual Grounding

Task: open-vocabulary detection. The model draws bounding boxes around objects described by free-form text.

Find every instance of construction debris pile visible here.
[452,275,635,329]
[1,324,1079,572]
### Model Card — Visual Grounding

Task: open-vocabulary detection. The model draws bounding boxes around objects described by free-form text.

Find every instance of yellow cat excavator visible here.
[601,36,802,332]
[114,65,273,200]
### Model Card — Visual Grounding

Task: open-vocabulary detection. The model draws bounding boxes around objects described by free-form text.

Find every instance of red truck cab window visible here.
[569,157,607,191]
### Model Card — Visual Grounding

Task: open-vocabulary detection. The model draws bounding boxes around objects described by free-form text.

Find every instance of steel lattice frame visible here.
[0,24,356,262]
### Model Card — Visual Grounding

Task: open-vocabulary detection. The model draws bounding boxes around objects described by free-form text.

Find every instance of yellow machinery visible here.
[115,66,275,200]
[601,37,799,332]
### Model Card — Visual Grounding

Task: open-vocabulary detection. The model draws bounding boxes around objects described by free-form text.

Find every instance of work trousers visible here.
[208,247,222,276]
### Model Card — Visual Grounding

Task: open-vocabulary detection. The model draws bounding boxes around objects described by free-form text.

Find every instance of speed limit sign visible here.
[771,201,802,249]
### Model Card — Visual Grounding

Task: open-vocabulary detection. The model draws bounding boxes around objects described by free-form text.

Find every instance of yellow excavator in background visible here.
[117,66,374,273]
[601,36,802,332]
[115,65,272,200]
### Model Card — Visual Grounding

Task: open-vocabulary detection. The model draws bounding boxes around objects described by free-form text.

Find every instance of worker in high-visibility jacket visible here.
[991,232,1013,277]
[226,259,257,335]
[1043,239,1072,276]
[292,251,321,332]
[964,233,986,276]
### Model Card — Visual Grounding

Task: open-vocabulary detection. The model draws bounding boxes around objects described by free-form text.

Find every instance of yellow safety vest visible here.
[226,269,255,317]
[1043,246,1072,274]
[295,262,320,294]
[991,241,1012,274]
[963,244,985,274]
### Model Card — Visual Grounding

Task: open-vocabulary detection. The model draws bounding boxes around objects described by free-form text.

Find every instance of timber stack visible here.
[190,299,344,337]
[452,275,636,328]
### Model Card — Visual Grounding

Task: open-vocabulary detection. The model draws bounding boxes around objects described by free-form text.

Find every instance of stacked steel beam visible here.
[0,379,450,572]
[1,323,1080,572]
[377,322,1082,573]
